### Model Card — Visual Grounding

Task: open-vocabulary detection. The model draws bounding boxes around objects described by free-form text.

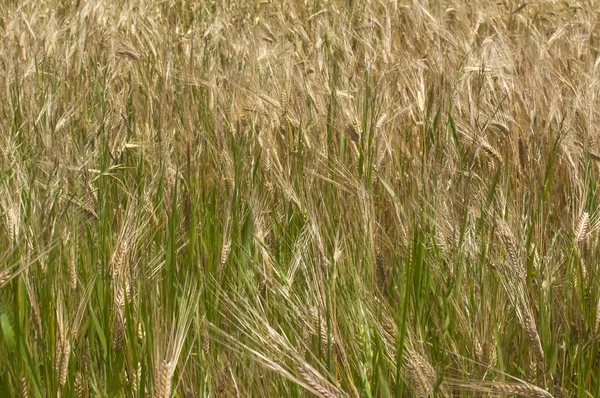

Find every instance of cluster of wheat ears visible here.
[1,0,600,397]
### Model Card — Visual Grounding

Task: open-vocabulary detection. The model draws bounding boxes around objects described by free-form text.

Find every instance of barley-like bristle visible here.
[474,336,483,361]
[69,252,77,291]
[113,311,125,352]
[481,141,502,164]
[82,339,90,367]
[261,148,271,173]
[20,377,28,398]
[156,360,174,398]
[314,96,326,116]
[491,121,509,135]
[42,130,52,149]
[375,144,385,166]
[518,136,528,172]
[132,362,141,394]
[436,227,451,258]
[581,258,588,281]
[297,363,342,398]
[138,322,145,341]
[31,301,42,338]
[115,48,140,61]
[502,232,526,284]
[529,357,538,382]
[111,239,128,280]
[375,251,387,294]
[219,240,231,279]
[202,325,210,356]
[60,340,71,387]
[406,350,436,398]
[115,286,126,309]
[0,269,11,288]
[372,146,385,185]
[39,258,46,274]
[265,180,274,193]
[7,206,19,244]
[381,315,397,342]
[345,120,361,142]
[74,372,86,398]
[280,89,288,118]
[221,150,235,194]
[488,342,498,368]
[346,53,355,78]
[284,114,297,129]
[553,384,567,398]
[523,305,545,365]
[446,380,553,397]
[55,339,62,375]
[491,382,552,397]
[575,212,590,243]
[311,308,333,356]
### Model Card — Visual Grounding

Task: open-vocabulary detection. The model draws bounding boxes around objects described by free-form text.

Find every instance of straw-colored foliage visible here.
[2,0,600,396]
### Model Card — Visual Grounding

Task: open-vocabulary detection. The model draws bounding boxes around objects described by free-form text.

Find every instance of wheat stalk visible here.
[112,310,125,352]
[594,296,600,336]
[6,205,19,244]
[518,136,528,173]
[345,120,361,143]
[131,361,141,395]
[574,212,589,243]
[311,308,333,356]
[111,238,129,280]
[522,304,545,365]
[375,251,387,294]
[74,372,86,398]
[499,227,526,284]
[297,363,343,398]
[20,377,28,398]
[0,268,11,288]
[202,322,210,357]
[69,249,77,291]
[31,300,42,338]
[221,149,235,194]
[445,379,553,397]
[405,350,436,398]
[60,339,70,387]
[280,88,288,118]
[155,360,174,398]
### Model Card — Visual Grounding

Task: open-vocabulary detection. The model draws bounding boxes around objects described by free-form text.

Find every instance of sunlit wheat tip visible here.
[575,212,589,243]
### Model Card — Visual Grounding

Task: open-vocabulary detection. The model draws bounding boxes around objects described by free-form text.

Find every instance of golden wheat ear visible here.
[297,363,344,398]
[574,211,590,243]
[444,379,553,397]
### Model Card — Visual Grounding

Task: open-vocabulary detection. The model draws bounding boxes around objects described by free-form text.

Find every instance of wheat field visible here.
[1,0,600,396]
